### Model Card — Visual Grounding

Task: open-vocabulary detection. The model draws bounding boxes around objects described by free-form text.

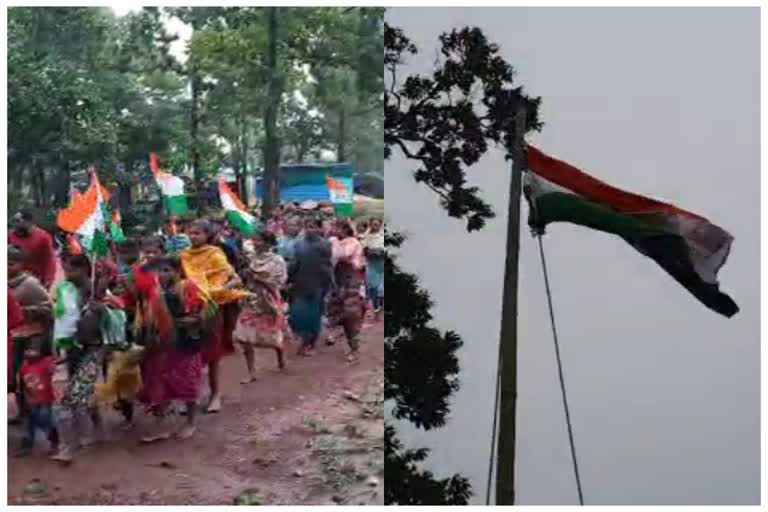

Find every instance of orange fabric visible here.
[527,145,703,220]
[150,153,159,173]
[150,152,178,185]
[326,176,346,192]
[179,245,249,305]
[57,171,109,233]
[219,177,247,211]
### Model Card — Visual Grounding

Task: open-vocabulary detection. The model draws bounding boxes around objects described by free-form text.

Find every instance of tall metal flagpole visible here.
[495,103,527,505]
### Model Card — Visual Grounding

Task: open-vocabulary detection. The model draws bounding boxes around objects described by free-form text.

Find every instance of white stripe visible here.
[523,171,578,199]
[76,189,106,241]
[526,171,732,285]
[157,173,185,197]
[221,191,255,223]
[668,214,733,285]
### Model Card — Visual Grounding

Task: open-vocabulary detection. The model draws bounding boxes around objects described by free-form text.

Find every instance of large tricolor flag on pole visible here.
[326,176,353,217]
[523,145,738,317]
[219,177,259,235]
[57,169,110,256]
[150,153,189,215]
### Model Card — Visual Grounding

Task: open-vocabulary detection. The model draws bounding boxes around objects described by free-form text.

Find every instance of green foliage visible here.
[385,23,542,231]
[8,7,188,208]
[385,425,471,505]
[8,6,382,213]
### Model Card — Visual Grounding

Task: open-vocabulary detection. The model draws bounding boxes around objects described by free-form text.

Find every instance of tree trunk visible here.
[233,138,243,201]
[337,104,347,162]
[55,161,71,208]
[262,7,281,218]
[296,144,307,163]
[239,109,249,205]
[10,162,24,198]
[114,161,133,211]
[33,160,46,209]
[190,64,203,205]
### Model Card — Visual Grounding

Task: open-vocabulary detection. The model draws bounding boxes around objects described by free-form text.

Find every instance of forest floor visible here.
[8,320,384,506]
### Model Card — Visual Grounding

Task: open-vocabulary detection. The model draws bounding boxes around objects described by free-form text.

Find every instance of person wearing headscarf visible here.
[234,231,288,382]
[179,219,247,413]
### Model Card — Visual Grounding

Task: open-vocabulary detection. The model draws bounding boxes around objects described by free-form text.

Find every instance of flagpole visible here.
[91,255,97,296]
[495,102,527,505]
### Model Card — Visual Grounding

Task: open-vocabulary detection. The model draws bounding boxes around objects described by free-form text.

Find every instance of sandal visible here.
[205,396,222,414]
[140,431,171,444]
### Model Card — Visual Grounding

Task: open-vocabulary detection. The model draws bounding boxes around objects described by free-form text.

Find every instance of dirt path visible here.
[8,321,384,506]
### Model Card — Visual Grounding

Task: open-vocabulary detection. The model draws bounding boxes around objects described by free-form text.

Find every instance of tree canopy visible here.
[8,7,383,221]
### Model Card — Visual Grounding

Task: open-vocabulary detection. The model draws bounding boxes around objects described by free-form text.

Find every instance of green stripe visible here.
[333,203,354,218]
[226,210,259,236]
[109,221,125,242]
[532,191,739,317]
[164,195,189,215]
[629,234,738,317]
[85,230,109,257]
[532,192,669,238]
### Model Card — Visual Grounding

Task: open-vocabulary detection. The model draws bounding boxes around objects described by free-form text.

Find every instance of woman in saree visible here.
[139,255,216,442]
[8,246,53,422]
[327,221,367,363]
[180,219,247,413]
[233,231,288,382]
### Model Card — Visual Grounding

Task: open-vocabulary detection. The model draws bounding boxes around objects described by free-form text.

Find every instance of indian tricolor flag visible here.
[524,145,738,317]
[150,153,189,215]
[326,176,353,217]
[219,177,259,235]
[57,169,110,256]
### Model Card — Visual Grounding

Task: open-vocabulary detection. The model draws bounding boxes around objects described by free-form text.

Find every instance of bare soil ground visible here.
[8,321,384,506]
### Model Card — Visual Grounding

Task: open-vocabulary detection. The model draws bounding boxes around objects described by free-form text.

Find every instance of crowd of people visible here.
[8,204,385,465]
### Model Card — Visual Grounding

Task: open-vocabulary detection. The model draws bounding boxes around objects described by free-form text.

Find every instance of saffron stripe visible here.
[527,145,704,220]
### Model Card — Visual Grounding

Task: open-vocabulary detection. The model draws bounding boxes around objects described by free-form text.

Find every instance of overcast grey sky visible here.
[385,7,760,505]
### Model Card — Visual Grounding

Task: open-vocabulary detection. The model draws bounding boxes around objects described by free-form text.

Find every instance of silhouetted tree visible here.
[385,230,470,505]
[384,22,542,505]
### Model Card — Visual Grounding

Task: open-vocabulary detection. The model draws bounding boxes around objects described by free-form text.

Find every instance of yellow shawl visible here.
[179,245,249,304]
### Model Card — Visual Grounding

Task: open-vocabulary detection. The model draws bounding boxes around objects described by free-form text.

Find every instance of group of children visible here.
[8,207,385,465]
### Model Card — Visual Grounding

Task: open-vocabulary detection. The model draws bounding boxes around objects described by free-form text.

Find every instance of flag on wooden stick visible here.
[57,169,110,257]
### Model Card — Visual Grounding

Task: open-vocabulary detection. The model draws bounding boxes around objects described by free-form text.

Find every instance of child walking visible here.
[17,340,59,456]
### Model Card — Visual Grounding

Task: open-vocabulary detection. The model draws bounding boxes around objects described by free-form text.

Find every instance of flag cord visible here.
[536,233,585,505]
